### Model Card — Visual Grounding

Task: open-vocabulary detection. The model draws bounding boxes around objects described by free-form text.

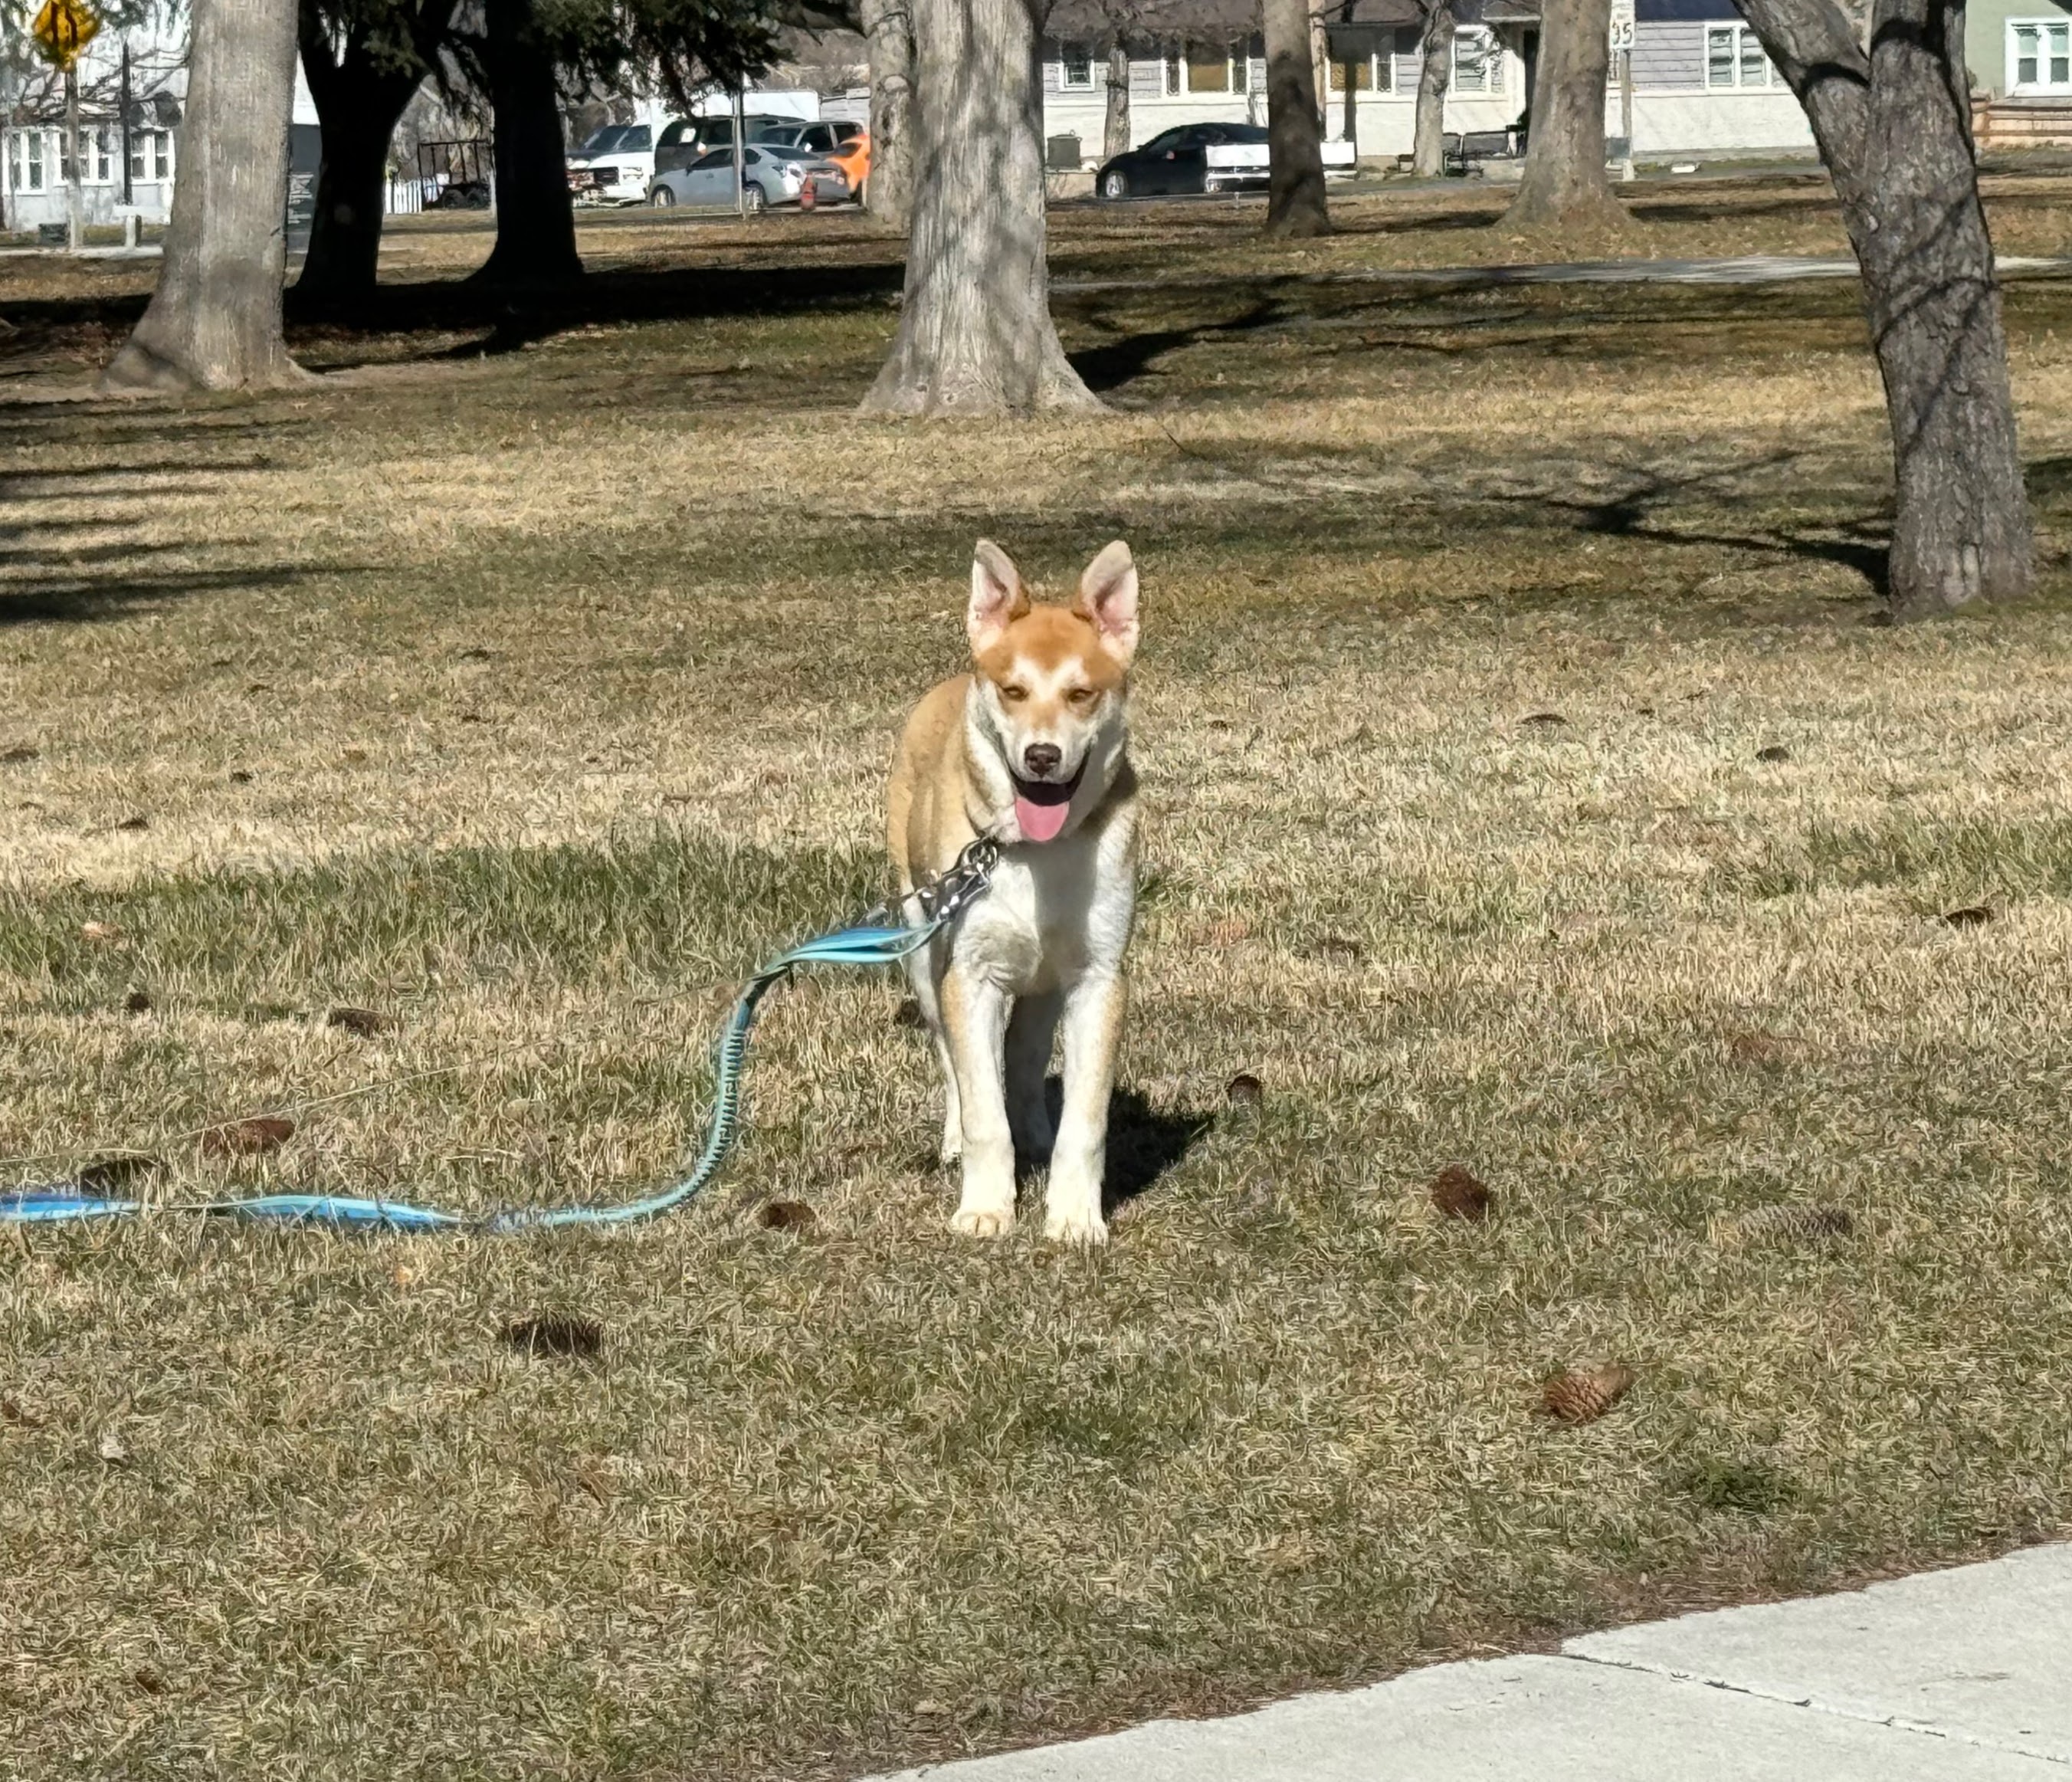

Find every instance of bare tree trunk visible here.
[1739,0,2030,617]
[862,0,1097,416]
[1104,37,1130,159]
[1502,0,1625,229]
[1412,0,1453,177]
[103,0,303,390]
[64,71,84,251]
[1310,1,1333,126]
[473,0,581,288]
[297,107,403,308]
[1264,0,1329,236]
[295,5,428,311]
[861,0,916,229]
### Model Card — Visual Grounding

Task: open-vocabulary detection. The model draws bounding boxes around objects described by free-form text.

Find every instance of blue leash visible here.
[0,838,998,1235]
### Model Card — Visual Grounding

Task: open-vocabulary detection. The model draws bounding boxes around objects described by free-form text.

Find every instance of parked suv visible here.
[749,120,862,156]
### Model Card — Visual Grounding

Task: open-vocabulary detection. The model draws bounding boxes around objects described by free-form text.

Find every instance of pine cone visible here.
[1713,1203,1853,1247]
[1538,1361,1636,1425]
[1429,1164,1493,1221]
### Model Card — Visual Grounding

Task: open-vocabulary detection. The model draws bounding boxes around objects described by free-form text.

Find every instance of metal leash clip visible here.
[854,835,1000,932]
[913,834,1001,924]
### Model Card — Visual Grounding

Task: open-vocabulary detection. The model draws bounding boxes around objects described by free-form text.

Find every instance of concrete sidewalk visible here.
[865,1544,2071,1780]
[1054,252,2072,298]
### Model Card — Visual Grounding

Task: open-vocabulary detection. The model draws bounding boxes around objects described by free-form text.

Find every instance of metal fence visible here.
[388,139,493,216]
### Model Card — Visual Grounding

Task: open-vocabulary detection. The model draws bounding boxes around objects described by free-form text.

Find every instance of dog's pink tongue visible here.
[1015,793,1072,844]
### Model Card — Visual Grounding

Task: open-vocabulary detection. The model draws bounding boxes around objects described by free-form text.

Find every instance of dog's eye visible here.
[1002,684,1028,704]
[1067,687,1099,710]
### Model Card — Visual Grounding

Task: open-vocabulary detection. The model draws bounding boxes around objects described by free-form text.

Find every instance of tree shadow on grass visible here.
[1525,449,1892,597]
[0,259,912,378]
[1068,298,1280,392]
[0,563,360,627]
[1626,193,1837,228]
[1149,427,1895,600]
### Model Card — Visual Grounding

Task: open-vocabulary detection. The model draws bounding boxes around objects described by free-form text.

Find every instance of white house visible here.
[1624,0,1812,157]
[1033,0,1814,166]
[1037,0,1535,163]
[2,30,186,231]
[2,34,322,234]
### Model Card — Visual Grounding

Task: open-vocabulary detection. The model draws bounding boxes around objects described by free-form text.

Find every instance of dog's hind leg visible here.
[1005,990,1060,1162]
[932,1027,962,1165]
[906,950,962,1165]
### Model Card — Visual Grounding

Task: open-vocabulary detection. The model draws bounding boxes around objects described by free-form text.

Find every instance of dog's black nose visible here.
[1022,743,1063,779]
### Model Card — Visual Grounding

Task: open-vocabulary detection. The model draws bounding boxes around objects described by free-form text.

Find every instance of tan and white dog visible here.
[887,539,1141,1246]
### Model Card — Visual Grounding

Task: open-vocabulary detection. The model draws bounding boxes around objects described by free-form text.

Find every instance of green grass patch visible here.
[0,829,883,1016]
[1734,816,2072,905]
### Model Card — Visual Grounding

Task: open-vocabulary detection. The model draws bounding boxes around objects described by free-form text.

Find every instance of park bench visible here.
[1446,127,1522,176]
[1393,128,1524,179]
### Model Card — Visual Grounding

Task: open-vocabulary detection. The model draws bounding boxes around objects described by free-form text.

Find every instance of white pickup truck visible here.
[1099,123,1356,201]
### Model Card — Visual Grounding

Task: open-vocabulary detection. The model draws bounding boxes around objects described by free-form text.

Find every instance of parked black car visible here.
[1096,123,1270,199]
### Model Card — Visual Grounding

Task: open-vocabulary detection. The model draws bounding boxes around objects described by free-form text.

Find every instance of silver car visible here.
[647,145,849,213]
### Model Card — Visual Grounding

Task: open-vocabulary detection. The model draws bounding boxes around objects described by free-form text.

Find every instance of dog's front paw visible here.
[1042,1206,1109,1247]
[950,1203,1015,1239]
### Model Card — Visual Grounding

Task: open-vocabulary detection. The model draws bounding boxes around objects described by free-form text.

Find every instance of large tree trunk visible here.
[1502,0,1625,229]
[1412,0,1453,177]
[102,0,303,390]
[1738,0,2030,617]
[473,0,581,288]
[295,9,427,311]
[1264,0,1329,237]
[861,0,1098,417]
[860,0,916,229]
[1104,37,1130,159]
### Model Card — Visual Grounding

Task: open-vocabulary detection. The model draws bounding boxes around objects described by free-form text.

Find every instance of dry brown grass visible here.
[3,181,2072,1780]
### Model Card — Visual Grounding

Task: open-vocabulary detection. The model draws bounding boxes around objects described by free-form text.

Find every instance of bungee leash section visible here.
[0,838,1001,1235]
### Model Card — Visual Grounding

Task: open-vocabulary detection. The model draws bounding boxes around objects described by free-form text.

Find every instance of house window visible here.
[1451,27,1504,94]
[93,126,113,182]
[1328,53,1393,93]
[1166,44,1238,93]
[152,130,170,179]
[2011,19,2072,89]
[1706,23,1774,87]
[28,130,44,189]
[1058,42,1094,89]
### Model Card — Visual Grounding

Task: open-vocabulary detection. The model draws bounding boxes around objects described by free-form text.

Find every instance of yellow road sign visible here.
[31,0,100,71]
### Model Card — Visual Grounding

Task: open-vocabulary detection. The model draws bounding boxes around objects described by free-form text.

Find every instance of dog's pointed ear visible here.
[969,540,1030,655]
[1074,540,1139,668]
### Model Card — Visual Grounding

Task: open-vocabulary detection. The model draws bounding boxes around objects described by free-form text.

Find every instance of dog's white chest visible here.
[953,822,1135,994]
